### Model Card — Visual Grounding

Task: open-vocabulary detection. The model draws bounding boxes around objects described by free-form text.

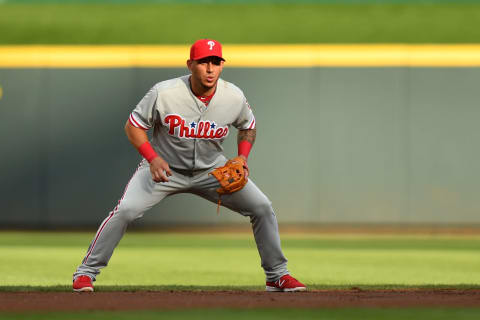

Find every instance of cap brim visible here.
[192,54,225,61]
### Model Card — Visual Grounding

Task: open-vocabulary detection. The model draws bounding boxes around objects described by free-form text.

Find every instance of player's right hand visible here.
[149,157,172,182]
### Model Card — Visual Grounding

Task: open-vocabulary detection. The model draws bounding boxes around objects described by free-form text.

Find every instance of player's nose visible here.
[206,61,214,72]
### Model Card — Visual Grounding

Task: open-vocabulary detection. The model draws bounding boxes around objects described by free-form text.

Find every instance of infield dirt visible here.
[2,290,480,311]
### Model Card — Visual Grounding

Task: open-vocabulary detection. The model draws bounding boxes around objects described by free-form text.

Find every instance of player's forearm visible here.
[237,128,256,160]
[125,121,171,181]
[125,120,149,148]
[125,120,159,163]
[238,128,256,145]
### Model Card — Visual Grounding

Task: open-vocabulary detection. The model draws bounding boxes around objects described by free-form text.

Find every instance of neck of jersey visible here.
[195,90,215,106]
[189,76,216,106]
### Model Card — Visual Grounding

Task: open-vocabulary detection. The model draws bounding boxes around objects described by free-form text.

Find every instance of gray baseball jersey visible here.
[74,75,289,285]
[129,75,255,170]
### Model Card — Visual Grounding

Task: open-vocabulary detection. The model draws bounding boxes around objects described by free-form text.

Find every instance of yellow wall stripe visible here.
[1,45,480,68]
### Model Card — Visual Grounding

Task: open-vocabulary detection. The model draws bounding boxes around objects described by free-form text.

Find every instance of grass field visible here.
[4,308,480,320]
[1,231,480,289]
[1,3,480,44]
[2,231,480,319]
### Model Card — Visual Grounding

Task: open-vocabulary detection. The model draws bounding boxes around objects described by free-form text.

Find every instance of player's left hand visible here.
[238,155,249,178]
[209,156,249,195]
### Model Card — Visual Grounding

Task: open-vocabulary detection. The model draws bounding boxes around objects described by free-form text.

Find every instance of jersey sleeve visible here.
[128,85,157,130]
[232,97,256,130]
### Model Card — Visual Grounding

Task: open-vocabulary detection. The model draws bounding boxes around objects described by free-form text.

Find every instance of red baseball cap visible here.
[190,39,225,61]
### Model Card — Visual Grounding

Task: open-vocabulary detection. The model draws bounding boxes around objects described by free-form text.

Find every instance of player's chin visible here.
[203,78,218,88]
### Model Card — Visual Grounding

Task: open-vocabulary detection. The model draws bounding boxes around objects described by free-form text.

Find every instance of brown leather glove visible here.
[209,157,248,195]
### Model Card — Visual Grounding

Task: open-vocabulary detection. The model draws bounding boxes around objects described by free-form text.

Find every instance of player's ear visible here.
[186,59,193,71]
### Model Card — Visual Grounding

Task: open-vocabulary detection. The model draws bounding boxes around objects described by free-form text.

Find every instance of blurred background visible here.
[1,0,479,229]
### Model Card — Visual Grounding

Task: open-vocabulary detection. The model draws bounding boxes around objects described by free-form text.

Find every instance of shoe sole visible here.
[284,287,307,292]
[266,286,306,292]
[266,286,283,292]
[73,287,94,292]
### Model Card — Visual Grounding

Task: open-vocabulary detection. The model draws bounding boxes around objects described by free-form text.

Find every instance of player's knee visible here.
[250,200,274,219]
[115,202,145,222]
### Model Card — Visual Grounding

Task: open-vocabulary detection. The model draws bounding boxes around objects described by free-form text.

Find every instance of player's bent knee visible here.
[124,211,145,222]
[249,201,274,219]
[115,203,146,222]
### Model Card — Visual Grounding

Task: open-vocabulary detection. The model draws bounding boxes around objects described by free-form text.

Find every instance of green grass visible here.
[1,231,480,289]
[0,3,480,44]
[3,308,480,320]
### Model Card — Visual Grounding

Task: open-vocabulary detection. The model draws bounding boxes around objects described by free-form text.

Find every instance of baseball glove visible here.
[209,157,248,195]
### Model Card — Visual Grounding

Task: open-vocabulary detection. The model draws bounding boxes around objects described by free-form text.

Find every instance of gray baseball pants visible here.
[74,159,289,282]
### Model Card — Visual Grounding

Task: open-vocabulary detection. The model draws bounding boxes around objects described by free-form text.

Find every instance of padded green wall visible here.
[1,67,479,227]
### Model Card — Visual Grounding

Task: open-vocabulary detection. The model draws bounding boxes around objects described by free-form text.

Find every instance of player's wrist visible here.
[238,141,252,160]
[138,141,159,163]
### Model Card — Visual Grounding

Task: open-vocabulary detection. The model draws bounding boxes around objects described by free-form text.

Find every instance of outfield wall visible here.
[1,65,479,227]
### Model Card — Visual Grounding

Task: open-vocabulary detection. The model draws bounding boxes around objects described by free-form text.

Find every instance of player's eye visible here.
[197,58,221,65]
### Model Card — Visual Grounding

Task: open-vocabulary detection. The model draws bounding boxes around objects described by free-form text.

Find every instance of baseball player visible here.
[72,39,306,293]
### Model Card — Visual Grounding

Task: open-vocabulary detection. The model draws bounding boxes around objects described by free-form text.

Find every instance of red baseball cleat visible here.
[73,275,94,292]
[266,274,306,292]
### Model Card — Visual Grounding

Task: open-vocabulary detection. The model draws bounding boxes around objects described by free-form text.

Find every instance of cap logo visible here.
[207,41,215,50]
